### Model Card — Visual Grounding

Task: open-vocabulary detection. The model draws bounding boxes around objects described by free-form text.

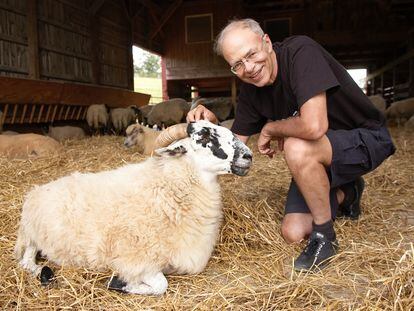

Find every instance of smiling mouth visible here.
[250,67,263,80]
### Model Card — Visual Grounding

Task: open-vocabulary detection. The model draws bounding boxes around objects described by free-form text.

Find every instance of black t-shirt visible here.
[232,35,385,136]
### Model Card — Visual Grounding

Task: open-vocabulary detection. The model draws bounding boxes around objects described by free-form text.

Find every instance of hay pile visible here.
[0,127,413,310]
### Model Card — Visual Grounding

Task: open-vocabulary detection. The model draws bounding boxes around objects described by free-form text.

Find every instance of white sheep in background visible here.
[15,121,253,295]
[368,95,386,114]
[47,125,86,142]
[86,104,109,132]
[386,97,414,120]
[0,134,62,159]
[1,130,19,135]
[110,107,136,133]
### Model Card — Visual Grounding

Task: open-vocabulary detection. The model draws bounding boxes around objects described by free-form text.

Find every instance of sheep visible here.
[1,130,19,135]
[146,98,190,127]
[0,134,62,159]
[368,95,386,114]
[15,120,253,295]
[109,107,136,133]
[47,125,86,142]
[385,97,414,120]
[124,123,161,155]
[138,104,154,125]
[191,97,233,121]
[86,104,109,133]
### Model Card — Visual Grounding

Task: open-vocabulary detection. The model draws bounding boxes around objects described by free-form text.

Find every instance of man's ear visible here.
[154,145,187,157]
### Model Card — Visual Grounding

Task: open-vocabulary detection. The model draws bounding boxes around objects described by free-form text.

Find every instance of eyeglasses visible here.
[230,35,266,75]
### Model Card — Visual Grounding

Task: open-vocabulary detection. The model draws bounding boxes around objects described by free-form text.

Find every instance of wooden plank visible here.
[58,106,65,120]
[45,104,52,122]
[76,106,83,120]
[60,83,150,108]
[51,105,58,123]
[64,106,71,120]
[0,77,62,104]
[0,76,150,109]
[36,104,44,123]
[20,104,28,123]
[150,0,182,40]
[89,14,100,84]
[27,0,40,79]
[1,104,9,124]
[11,105,19,123]
[29,104,36,123]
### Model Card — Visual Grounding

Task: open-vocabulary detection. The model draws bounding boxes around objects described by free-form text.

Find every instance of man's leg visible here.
[282,135,338,271]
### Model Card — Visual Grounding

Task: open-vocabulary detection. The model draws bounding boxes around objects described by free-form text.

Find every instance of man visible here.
[187,19,395,271]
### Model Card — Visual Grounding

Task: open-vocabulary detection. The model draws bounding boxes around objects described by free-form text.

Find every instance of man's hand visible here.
[186,105,218,124]
[257,123,284,158]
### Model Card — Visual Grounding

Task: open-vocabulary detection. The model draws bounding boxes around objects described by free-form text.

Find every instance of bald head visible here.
[214,19,264,56]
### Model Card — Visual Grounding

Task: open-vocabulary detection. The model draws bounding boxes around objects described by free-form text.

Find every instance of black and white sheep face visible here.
[186,120,253,176]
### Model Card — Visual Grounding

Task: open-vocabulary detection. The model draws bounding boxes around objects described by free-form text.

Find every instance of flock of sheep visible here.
[4,94,413,296]
[0,97,235,159]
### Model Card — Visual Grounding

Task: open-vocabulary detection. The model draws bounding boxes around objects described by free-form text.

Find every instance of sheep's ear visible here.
[154,145,187,157]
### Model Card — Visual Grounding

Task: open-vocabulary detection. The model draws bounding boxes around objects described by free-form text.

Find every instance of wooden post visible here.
[231,77,237,111]
[161,57,168,100]
[127,20,134,90]
[27,0,40,79]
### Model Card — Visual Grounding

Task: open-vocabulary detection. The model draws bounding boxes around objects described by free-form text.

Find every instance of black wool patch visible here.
[194,127,228,160]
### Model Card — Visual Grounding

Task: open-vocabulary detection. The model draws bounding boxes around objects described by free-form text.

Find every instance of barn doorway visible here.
[347,68,368,93]
[133,46,163,104]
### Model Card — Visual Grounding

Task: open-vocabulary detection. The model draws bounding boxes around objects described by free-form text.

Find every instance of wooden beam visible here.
[0,76,151,109]
[366,49,414,81]
[89,0,106,15]
[150,0,182,40]
[27,0,39,79]
[136,0,161,15]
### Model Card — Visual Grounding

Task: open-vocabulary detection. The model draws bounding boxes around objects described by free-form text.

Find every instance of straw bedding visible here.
[0,127,412,310]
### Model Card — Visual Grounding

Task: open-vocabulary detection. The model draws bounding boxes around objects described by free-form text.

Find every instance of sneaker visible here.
[337,177,365,220]
[294,231,338,271]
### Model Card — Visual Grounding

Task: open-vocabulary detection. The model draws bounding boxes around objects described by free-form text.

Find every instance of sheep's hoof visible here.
[39,266,54,286]
[107,275,127,292]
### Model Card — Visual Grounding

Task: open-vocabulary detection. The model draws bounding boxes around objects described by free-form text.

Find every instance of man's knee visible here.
[283,137,310,166]
[281,214,312,243]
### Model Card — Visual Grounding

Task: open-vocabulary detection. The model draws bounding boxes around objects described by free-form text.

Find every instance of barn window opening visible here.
[347,68,367,93]
[133,46,162,104]
[185,14,213,44]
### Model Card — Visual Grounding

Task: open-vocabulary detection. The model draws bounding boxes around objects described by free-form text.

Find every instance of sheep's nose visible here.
[242,153,252,161]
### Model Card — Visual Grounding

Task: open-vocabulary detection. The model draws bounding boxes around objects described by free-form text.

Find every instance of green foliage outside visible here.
[133,47,163,104]
[134,75,163,104]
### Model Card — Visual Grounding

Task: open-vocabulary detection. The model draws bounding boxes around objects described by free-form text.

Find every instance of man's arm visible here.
[235,134,249,144]
[257,92,328,155]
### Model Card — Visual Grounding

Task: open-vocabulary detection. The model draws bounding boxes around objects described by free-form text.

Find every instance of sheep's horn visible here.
[154,123,188,148]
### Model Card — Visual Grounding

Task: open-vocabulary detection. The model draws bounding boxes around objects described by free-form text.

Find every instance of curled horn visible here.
[154,123,188,148]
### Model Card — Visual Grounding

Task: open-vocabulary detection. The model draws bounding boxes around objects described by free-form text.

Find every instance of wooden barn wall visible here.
[163,1,242,81]
[0,0,133,89]
[0,0,29,78]
[162,1,309,81]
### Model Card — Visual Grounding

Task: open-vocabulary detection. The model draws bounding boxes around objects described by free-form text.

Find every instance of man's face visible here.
[222,28,276,87]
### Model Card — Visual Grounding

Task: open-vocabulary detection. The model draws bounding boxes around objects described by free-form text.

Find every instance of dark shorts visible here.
[285,126,396,218]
